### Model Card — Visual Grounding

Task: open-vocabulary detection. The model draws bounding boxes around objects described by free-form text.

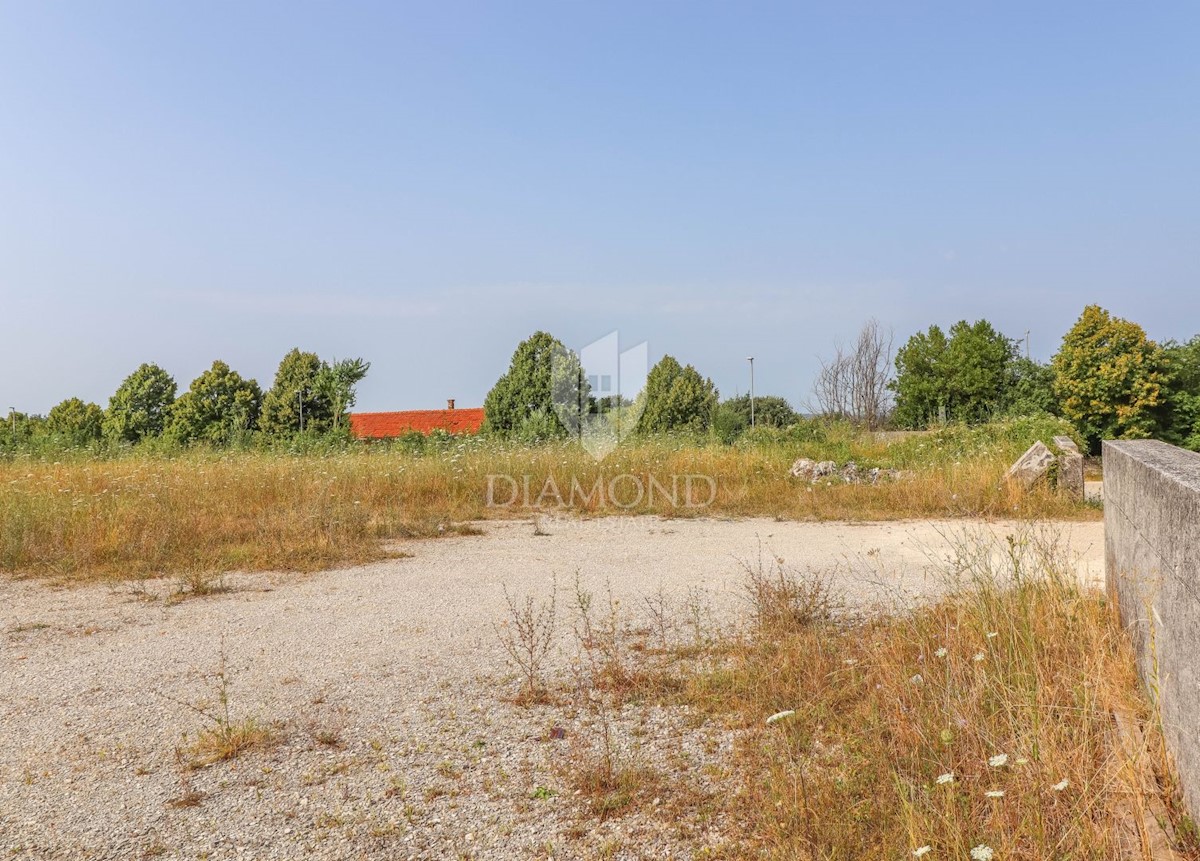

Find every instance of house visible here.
[348,399,485,439]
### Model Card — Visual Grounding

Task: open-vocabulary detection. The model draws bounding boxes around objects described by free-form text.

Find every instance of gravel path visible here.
[0,516,1105,860]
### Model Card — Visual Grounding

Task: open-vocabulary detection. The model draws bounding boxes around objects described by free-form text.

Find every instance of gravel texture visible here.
[0,516,1104,860]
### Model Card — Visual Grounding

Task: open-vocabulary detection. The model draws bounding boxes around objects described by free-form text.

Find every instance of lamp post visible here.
[746,357,755,428]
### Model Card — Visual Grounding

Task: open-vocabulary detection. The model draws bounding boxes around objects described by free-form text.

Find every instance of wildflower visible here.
[988,753,1008,767]
[911,674,924,685]
[1052,779,1069,791]
[935,647,947,658]
[985,789,1005,798]
[765,710,795,725]
[970,845,994,860]
[936,772,954,785]
[1015,757,1028,766]
[972,652,985,662]
[986,631,998,639]
[913,847,932,857]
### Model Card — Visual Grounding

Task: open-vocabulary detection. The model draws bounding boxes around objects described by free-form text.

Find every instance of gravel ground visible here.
[0,516,1105,860]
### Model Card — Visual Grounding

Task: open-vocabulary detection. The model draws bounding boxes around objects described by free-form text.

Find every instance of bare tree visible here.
[811,319,895,430]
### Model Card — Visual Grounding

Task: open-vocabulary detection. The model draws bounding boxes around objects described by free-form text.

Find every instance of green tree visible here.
[482,331,570,439]
[45,398,105,445]
[0,410,43,450]
[1051,305,1169,452]
[1002,357,1057,417]
[104,363,178,442]
[636,355,718,435]
[720,394,797,430]
[313,357,370,431]
[891,320,1016,427]
[259,349,331,436]
[168,360,263,444]
[1163,335,1200,450]
[891,325,949,428]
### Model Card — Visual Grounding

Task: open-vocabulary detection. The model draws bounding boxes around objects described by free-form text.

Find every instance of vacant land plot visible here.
[0,517,1107,860]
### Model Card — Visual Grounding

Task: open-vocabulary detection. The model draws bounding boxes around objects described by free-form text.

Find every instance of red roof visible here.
[349,408,485,438]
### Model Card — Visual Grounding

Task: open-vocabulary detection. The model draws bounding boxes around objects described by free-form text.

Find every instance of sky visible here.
[1,2,1198,415]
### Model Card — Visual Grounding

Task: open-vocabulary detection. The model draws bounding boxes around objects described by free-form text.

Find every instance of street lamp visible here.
[746,358,755,428]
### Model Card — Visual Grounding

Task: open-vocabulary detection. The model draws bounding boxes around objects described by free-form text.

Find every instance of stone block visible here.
[1058,452,1084,501]
[1005,441,1055,488]
[1053,435,1080,454]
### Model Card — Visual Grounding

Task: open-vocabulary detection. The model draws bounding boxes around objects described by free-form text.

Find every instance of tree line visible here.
[480,305,1200,454]
[1,349,369,450]
[5,303,1196,455]
[888,305,1200,453]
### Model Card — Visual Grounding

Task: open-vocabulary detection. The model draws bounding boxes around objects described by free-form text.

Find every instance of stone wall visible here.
[1104,439,1200,815]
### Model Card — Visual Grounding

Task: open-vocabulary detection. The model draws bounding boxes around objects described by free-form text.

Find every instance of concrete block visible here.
[1058,452,1084,501]
[1053,435,1080,454]
[1005,441,1055,488]
[1105,439,1200,819]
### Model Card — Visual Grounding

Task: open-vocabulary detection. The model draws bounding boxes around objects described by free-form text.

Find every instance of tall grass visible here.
[685,529,1180,858]
[0,418,1095,583]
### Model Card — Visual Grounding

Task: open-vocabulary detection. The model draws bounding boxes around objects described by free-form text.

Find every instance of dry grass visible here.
[0,419,1096,584]
[675,528,1193,858]
[189,717,277,767]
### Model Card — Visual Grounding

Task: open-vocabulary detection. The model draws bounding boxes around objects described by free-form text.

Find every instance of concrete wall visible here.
[1104,439,1200,815]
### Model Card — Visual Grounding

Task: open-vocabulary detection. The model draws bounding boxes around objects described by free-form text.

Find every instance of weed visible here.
[161,638,276,767]
[494,577,558,704]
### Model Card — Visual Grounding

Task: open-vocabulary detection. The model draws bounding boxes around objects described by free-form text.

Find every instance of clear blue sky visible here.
[2,2,1197,414]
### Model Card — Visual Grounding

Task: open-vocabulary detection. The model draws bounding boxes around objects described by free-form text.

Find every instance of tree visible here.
[813,319,894,429]
[890,325,948,428]
[45,398,104,445]
[636,355,718,435]
[482,331,570,439]
[1051,305,1169,452]
[721,394,798,429]
[1002,357,1057,417]
[313,358,370,431]
[891,320,1015,427]
[168,360,263,444]
[1163,335,1200,450]
[259,349,331,436]
[104,363,177,442]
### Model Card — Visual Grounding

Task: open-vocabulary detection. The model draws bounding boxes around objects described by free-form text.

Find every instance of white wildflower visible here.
[972,652,985,662]
[910,673,924,685]
[985,789,1005,798]
[970,845,994,861]
[935,647,947,658]
[936,772,955,785]
[765,710,795,725]
[986,631,998,639]
[913,847,931,857]
[1052,778,1069,791]
[988,753,1008,767]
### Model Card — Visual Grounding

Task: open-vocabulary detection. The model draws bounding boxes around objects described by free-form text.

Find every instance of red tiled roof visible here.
[349,408,486,438]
